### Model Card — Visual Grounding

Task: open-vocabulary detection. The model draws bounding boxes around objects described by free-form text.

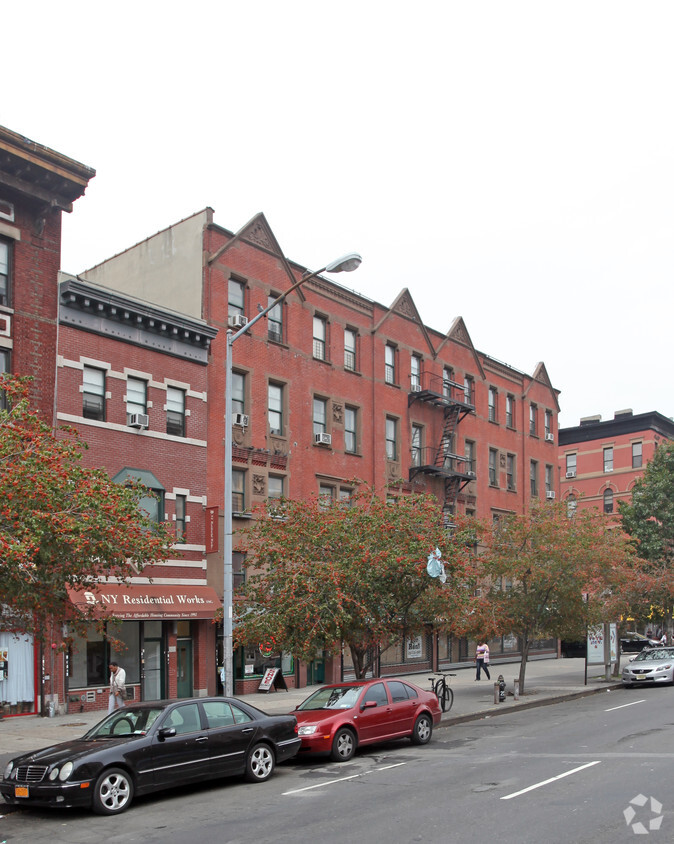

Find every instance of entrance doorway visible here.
[177,639,193,698]
[306,656,325,686]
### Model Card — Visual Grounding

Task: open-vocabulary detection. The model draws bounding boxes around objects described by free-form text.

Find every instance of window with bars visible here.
[313,316,327,360]
[83,366,106,421]
[166,387,186,437]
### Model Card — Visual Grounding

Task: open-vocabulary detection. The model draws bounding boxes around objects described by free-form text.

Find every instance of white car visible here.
[622,648,674,686]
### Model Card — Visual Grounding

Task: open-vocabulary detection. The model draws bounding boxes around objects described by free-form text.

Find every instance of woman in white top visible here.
[475,642,491,681]
[108,661,127,712]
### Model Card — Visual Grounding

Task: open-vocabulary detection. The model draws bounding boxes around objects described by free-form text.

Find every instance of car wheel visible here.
[411,713,433,745]
[245,743,275,782]
[330,728,356,762]
[92,767,134,815]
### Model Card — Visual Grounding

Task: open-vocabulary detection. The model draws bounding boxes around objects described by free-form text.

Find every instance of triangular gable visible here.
[372,289,436,358]
[207,212,300,296]
[523,361,560,411]
[436,316,485,380]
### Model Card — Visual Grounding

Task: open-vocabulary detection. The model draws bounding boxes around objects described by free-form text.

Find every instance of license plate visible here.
[15,786,29,798]
[635,676,646,680]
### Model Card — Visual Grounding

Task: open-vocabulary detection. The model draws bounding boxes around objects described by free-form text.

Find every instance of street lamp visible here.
[222,252,362,697]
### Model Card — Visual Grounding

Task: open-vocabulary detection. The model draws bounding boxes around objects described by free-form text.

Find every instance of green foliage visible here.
[0,375,174,639]
[234,484,467,677]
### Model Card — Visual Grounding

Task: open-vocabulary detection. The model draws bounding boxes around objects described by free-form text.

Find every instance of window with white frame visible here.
[232,371,245,417]
[385,344,396,385]
[83,366,106,421]
[411,355,422,391]
[166,387,186,437]
[313,316,327,360]
[412,424,423,466]
[344,405,357,453]
[603,488,614,514]
[232,469,246,513]
[344,328,357,371]
[0,239,10,307]
[603,447,614,473]
[228,278,245,318]
[544,409,552,438]
[488,387,497,422]
[126,378,147,425]
[632,442,643,469]
[313,397,327,436]
[268,475,284,499]
[566,453,577,476]
[385,416,397,460]
[506,395,515,428]
[268,383,283,435]
[268,295,283,343]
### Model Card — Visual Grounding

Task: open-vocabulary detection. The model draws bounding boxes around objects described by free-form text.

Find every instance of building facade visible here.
[81,211,561,691]
[0,126,94,717]
[559,410,674,515]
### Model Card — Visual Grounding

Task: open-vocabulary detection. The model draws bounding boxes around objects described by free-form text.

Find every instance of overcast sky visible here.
[5,2,672,428]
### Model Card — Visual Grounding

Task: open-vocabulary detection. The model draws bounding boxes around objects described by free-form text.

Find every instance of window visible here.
[268,475,284,499]
[313,316,327,360]
[506,454,516,490]
[544,410,552,438]
[529,404,537,436]
[385,344,396,384]
[232,371,245,417]
[545,465,553,494]
[411,355,422,391]
[385,416,397,460]
[530,460,538,497]
[126,377,147,424]
[603,447,614,473]
[464,440,475,474]
[443,367,454,400]
[339,487,352,506]
[166,387,186,437]
[83,366,106,421]
[228,278,245,318]
[319,484,335,506]
[0,348,9,410]
[603,488,614,514]
[489,448,498,486]
[140,487,164,524]
[268,383,283,435]
[463,376,474,405]
[488,387,497,422]
[632,442,643,469]
[268,295,283,343]
[344,406,357,454]
[566,453,577,477]
[0,239,10,306]
[567,494,577,517]
[313,397,327,436]
[506,395,514,428]
[412,424,423,466]
[233,552,246,589]
[232,469,246,513]
[175,494,186,540]
[344,329,357,371]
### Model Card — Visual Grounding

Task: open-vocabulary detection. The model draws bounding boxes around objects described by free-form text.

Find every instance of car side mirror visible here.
[361,700,378,710]
[157,727,176,742]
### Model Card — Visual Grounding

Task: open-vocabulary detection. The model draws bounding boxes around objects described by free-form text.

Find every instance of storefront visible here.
[64,583,219,714]
[0,633,36,716]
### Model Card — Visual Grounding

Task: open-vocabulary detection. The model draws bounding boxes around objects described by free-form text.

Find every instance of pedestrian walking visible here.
[108,661,126,712]
[475,641,491,681]
[660,631,668,645]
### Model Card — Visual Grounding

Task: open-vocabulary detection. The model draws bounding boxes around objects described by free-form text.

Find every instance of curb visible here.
[436,682,623,729]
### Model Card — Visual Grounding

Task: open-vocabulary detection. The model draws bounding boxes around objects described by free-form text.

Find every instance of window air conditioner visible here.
[565,470,576,479]
[233,413,249,427]
[467,471,476,478]
[129,413,149,429]
[315,432,332,446]
[546,490,556,499]
[228,314,248,329]
[545,433,554,442]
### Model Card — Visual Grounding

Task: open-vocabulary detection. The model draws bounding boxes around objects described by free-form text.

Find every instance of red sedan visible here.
[293,678,442,762]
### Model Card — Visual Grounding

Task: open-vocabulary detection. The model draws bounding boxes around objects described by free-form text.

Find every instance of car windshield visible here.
[297,686,362,710]
[84,707,165,738]
[633,648,674,662]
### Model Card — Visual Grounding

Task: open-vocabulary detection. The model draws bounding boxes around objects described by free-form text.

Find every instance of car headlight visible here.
[49,767,60,781]
[58,762,74,782]
[3,761,13,780]
[298,725,318,736]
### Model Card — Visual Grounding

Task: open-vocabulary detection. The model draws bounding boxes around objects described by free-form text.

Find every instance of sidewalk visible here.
[0,657,621,769]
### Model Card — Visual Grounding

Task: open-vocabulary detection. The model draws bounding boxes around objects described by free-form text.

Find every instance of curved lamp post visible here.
[223,252,362,696]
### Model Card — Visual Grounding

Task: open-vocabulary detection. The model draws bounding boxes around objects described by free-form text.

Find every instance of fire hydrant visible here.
[497,674,506,702]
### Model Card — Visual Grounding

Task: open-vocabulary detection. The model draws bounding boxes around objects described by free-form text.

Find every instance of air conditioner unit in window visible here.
[546,490,556,499]
[565,470,576,479]
[467,471,476,478]
[545,433,554,442]
[228,314,248,329]
[233,413,249,427]
[315,432,332,446]
[129,413,149,429]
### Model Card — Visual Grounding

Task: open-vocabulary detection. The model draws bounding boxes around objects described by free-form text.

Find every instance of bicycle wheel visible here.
[441,685,453,713]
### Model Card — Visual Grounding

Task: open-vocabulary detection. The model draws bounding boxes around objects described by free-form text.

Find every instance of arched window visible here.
[566,494,577,518]
[603,488,614,514]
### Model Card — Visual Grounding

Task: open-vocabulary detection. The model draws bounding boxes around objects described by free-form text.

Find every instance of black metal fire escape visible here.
[408,372,476,523]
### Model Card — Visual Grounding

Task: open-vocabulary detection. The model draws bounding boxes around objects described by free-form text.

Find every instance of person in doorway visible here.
[475,641,491,681]
[108,661,127,712]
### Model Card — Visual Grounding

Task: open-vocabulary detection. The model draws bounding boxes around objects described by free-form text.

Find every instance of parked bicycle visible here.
[428,671,455,712]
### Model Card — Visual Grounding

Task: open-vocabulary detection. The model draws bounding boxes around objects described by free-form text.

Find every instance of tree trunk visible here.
[518,634,530,695]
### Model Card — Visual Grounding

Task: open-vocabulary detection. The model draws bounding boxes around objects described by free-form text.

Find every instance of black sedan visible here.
[620,631,662,653]
[1,697,300,815]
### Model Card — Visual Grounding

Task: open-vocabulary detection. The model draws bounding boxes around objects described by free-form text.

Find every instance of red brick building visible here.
[81,211,561,690]
[559,410,674,515]
[54,275,219,713]
[0,126,94,716]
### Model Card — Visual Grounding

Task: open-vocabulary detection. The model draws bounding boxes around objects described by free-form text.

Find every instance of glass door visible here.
[176,639,193,698]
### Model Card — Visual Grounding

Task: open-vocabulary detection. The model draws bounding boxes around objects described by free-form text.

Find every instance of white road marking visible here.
[282,762,407,795]
[605,700,646,711]
[500,760,601,800]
